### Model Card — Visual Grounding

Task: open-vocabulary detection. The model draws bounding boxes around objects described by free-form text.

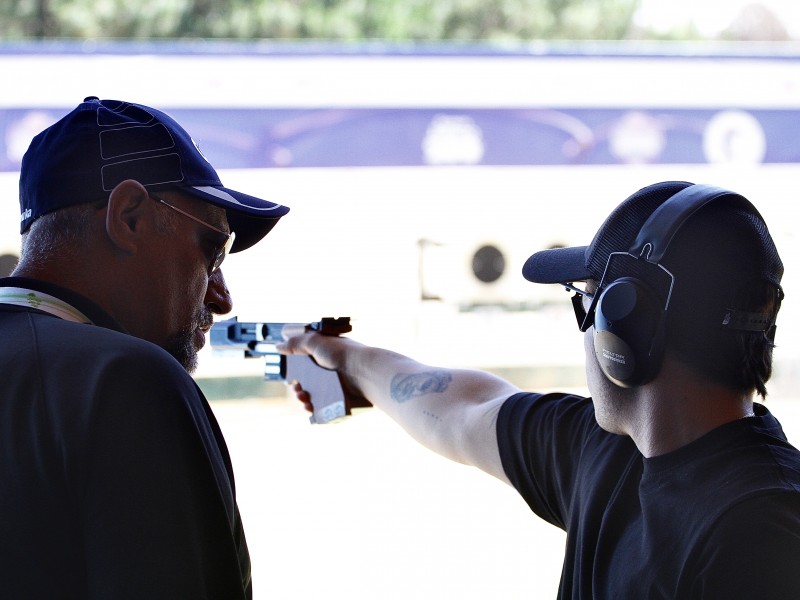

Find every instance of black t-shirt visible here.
[498,391,800,599]
[0,278,251,599]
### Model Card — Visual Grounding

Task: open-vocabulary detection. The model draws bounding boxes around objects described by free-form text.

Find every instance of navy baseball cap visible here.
[19,97,289,252]
[523,182,694,284]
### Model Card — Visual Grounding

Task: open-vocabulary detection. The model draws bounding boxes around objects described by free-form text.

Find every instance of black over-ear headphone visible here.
[592,184,756,388]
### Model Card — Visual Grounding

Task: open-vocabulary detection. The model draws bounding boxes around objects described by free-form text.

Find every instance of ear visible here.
[105,180,151,254]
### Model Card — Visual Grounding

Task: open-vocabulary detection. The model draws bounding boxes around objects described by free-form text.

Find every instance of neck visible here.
[13,262,85,297]
[12,258,117,322]
[624,358,754,458]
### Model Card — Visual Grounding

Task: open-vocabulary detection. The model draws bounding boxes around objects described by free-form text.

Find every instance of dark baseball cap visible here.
[523,181,784,329]
[19,97,289,252]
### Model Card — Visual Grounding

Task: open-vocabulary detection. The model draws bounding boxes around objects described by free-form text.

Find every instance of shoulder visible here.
[39,316,189,380]
[22,315,202,418]
[691,492,800,597]
[687,417,800,594]
[3,309,192,390]
[80,332,198,411]
[718,491,800,534]
[496,391,637,526]
[498,391,611,452]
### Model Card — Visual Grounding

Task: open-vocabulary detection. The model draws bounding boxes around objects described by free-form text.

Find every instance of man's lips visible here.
[194,323,213,349]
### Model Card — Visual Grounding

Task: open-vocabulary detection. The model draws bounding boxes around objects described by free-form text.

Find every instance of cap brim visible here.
[181,185,290,252]
[522,245,591,284]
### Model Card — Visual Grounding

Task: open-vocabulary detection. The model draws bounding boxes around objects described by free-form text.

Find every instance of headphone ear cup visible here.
[593,278,663,387]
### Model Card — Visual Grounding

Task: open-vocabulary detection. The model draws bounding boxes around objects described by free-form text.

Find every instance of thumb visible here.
[275,331,313,355]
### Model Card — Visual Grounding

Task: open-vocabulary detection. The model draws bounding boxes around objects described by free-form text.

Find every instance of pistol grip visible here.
[284,355,348,424]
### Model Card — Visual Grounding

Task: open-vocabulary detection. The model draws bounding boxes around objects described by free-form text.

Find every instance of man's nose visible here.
[206,268,233,315]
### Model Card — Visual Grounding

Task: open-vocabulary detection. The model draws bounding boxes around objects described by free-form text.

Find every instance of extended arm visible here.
[278,333,521,484]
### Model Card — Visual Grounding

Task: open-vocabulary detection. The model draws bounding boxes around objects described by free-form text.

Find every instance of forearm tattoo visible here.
[390,370,452,403]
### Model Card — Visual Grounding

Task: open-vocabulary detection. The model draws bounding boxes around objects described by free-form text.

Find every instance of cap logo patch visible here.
[100,123,175,160]
[101,153,185,191]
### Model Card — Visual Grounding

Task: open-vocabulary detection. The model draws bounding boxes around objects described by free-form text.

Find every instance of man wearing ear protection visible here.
[281,181,800,598]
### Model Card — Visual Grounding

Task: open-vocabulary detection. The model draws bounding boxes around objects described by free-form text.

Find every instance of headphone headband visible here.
[629,184,757,264]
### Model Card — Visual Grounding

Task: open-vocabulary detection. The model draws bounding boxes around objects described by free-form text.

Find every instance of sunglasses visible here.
[150,194,235,275]
[563,282,597,332]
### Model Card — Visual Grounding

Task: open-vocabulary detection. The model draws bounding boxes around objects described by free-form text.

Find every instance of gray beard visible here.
[163,328,199,373]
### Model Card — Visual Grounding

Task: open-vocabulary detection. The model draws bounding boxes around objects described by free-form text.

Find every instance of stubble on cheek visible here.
[161,308,214,374]
[163,328,199,373]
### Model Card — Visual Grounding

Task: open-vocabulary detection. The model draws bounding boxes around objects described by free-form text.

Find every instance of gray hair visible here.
[17,200,178,270]
[18,203,98,269]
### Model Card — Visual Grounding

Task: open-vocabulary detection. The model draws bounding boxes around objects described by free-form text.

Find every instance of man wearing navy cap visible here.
[0,98,289,598]
[280,181,800,598]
